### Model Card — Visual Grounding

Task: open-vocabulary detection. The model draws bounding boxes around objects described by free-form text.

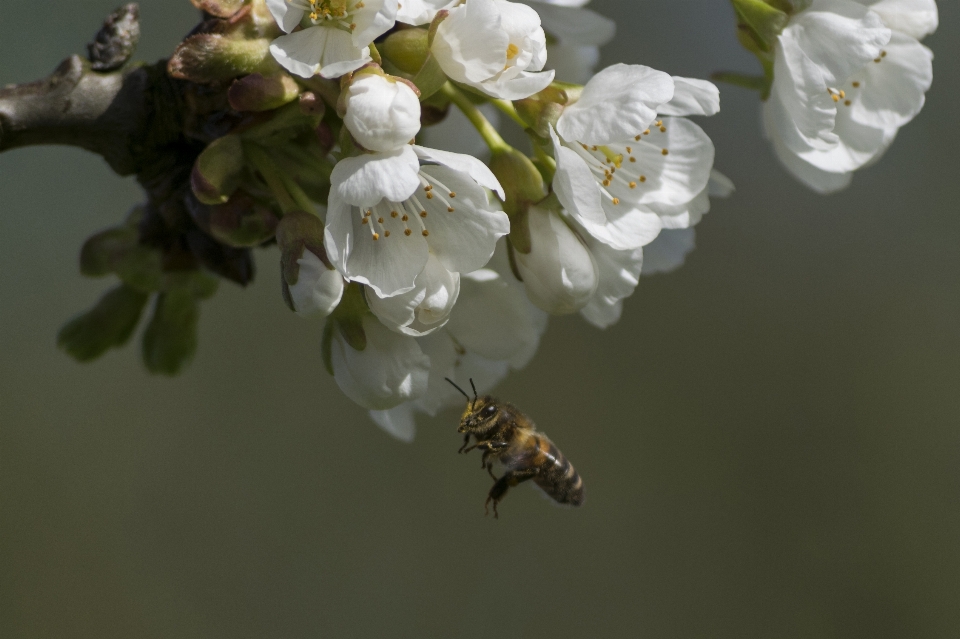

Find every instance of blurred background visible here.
[2,1,959,637]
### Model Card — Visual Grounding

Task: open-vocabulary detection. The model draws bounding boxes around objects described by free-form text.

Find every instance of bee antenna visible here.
[445,378,471,403]
[469,378,478,404]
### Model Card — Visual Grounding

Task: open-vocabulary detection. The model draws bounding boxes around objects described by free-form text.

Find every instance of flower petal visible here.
[412,145,505,199]
[557,64,674,146]
[266,0,304,33]
[332,146,421,207]
[477,69,556,101]
[852,0,938,39]
[351,0,399,47]
[578,230,643,329]
[432,0,509,84]
[368,404,417,442]
[641,228,696,276]
[550,127,606,226]
[416,165,511,273]
[270,28,328,78]
[657,77,720,117]
[846,31,933,130]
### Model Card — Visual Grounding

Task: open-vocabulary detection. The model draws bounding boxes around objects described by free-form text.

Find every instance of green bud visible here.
[79,225,164,292]
[57,284,149,362]
[162,270,220,300]
[191,134,246,205]
[514,94,565,138]
[412,55,447,100]
[489,149,546,254]
[381,28,430,75]
[141,288,200,376]
[228,72,301,112]
[731,0,789,51]
[168,33,276,84]
[190,191,280,248]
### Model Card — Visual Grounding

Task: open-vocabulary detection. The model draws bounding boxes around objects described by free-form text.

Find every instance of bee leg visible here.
[480,451,498,480]
[458,434,471,454]
[484,468,538,519]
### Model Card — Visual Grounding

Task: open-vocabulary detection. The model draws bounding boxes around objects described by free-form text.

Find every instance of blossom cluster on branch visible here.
[0,0,936,441]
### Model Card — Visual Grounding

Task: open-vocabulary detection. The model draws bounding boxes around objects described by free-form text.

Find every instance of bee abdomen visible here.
[533,437,585,507]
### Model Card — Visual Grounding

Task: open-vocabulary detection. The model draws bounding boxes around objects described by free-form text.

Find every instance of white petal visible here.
[417,165,511,273]
[641,228,696,276]
[266,0,304,33]
[331,315,430,410]
[432,0,509,84]
[534,4,615,47]
[317,31,372,78]
[366,254,460,336]
[412,146,505,199]
[332,146,421,207]
[351,0,399,47]
[550,127,606,226]
[397,0,458,25]
[768,40,839,152]
[557,64,674,146]
[766,123,855,193]
[852,0,938,39]
[369,404,417,442]
[324,190,429,297]
[270,29,328,78]
[657,77,721,117]
[846,31,933,130]
[795,105,897,172]
[476,69,556,101]
[289,250,345,317]
[578,230,643,329]
[514,208,599,315]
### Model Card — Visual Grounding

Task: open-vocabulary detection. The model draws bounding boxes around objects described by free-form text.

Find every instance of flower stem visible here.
[490,99,529,129]
[243,143,299,215]
[440,83,510,154]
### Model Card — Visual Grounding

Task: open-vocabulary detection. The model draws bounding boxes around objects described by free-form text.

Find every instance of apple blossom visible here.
[266,0,399,78]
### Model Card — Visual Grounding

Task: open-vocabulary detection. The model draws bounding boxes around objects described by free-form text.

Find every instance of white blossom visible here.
[396,0,458,25]
[331,314,431,410]
[763,0,936,193]
[324,145,509,297]
[266,0,398,78]
[287,249,345,316]
[513,206,599,315]
[431,0,556,100]
[552,64,718,251]
[343,73,422,152]
[365,253,460,336]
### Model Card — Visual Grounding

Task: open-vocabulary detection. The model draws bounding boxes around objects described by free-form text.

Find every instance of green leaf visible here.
[57,284,149,362]
[141,289,200,376]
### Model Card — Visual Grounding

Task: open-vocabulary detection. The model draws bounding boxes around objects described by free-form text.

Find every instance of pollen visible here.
[372,233,380,241]
[629,181,637,189]
[402,214,409,222]
[404,229,412,236]
[629,157,636,163]
[626,146,632,153]
[639,175,647,182]
[426,193,434,199]
[420,211,428,218]
[852,81,861,88]
[506,43,520,60]
[612,197,620,205]
[661,149,669,156]
[634,134,642,141]
[378,217,384,224]
[447,206,455,212]
[644,129,650,136]
[659,126,667,133]
[422,230,430,237]
[449,192,456,198]
[361,217,368,225]
[384,230,390,237]
[844,99,851,106]
[391,211,398,218]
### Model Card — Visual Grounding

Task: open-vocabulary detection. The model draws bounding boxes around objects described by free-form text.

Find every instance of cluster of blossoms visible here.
[728,0,937,193]
[247,0,731,439]
[47,0,937,439]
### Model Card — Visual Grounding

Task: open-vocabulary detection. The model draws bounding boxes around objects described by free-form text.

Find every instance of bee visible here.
[447,378,584,518]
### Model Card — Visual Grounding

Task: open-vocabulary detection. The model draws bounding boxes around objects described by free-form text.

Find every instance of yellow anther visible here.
[420,211,427,218]
[449,192,456,198]
[447,206,455,212]
[639,175,647,182]
[402,214,409,222]
[404,229,412,236]
[422,230,430,237]
[661,149,669,156]
[372,233,380,241]
[629,182,637,189]
[612,198,620,205]
[506,43,520,60]
[852,81,861,88]
[391,211,398,217]
[361,218,368,225]
[384,230,390,237]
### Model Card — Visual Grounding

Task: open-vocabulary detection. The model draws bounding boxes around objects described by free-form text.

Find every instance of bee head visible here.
[445,378,502,436]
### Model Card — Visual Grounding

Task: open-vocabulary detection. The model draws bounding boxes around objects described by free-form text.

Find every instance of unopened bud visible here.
[514,86,570,138]
[382,28,430,75]
[342,70,422,152]
[276,212,343,316]
[79,225,164,292]
[188,190,280,248]
[191,134,245,205]
[228,72,301,112]
[299,91,326,116]
[141,288,200,376]
[168,33,276,83]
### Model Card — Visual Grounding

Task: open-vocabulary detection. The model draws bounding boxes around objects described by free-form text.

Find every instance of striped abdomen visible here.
[529,432,584,506]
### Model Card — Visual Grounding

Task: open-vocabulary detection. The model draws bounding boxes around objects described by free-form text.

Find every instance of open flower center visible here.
[358,173,459,242]
[565,121,672,207]
[289,0,364,28]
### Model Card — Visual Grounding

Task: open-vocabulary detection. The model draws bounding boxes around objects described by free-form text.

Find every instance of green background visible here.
[2,1,958,637]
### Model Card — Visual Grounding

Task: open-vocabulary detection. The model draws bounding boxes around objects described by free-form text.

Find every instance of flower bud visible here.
[187,191,280,248]
[57,283,149,363]
[141,288,200,376]
[514,208,598,315]
[168,33,276,84]
[381,28,431,75]
[228,72,301,112]
[276,211,342,316]
[329,315,431,410]
[366,254,460,336]
[191,134,245,205]
[343,72,422,152]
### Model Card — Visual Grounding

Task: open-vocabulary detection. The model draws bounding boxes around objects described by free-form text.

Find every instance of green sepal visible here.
[192,134,246,205]
[228,72,301,112]
[79,226,164,293]
[330,283,368,352]
[731,0,789,51]
[381,28,430,75]
[413,54,448,101]
[489,149,546,254]
[57,283,150,363]
[141,288,200,376]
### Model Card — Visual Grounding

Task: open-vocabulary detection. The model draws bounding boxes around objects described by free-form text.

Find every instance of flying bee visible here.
[446,378,584,518]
